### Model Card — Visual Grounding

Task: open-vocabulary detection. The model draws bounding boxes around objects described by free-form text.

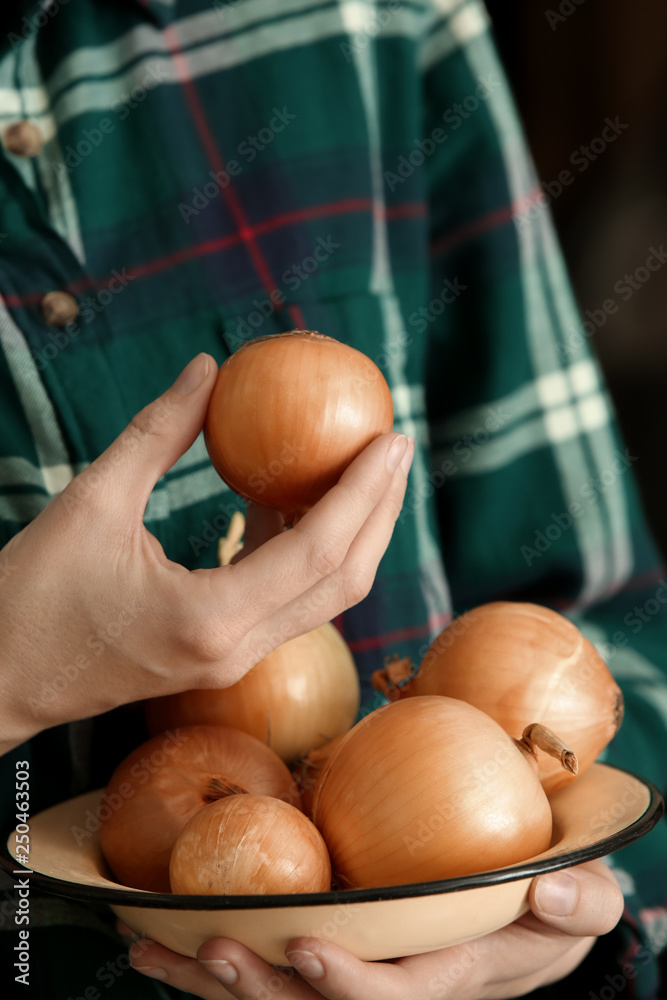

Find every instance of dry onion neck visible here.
[204,777,249,803]
[513,723,578,775]
[371,654,417,699]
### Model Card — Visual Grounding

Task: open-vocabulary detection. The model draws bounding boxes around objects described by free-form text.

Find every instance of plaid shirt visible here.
[0,1,666,997]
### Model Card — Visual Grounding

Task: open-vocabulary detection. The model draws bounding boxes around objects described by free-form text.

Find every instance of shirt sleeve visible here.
[418,3,667,994]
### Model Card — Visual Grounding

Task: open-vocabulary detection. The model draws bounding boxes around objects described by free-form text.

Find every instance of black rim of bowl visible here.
[0,764,663,909]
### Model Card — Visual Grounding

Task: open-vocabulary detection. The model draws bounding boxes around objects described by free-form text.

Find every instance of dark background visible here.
[485,7,667,988]
[485,0,667,560]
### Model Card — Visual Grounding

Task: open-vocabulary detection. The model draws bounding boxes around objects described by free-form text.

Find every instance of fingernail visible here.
[535,872,579,916]
[133,965,168,981]
[171,354,211,395]
[200,959,239,985]
[386,435,409,474]
[286,949,325,979]
[400,437,415,477]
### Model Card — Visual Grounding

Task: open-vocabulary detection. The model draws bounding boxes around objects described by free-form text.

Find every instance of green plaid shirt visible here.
[0,1,665,997]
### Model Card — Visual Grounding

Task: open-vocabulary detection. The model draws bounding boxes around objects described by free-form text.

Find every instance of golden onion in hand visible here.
[204,331,394,523]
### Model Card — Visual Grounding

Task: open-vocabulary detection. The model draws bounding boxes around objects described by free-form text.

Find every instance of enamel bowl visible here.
[1,763,662,966]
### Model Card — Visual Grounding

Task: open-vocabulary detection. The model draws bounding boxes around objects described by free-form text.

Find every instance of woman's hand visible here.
[0,353,413,754]
[127,861,624,998]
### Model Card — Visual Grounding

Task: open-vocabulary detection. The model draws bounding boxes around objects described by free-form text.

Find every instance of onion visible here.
[169,794,331,895]
[145,623,360,764]
[311,696,557,889]
[372,602,623,793]
[204,331,394,523]
[292,734,347,817]
[99,725,300,892]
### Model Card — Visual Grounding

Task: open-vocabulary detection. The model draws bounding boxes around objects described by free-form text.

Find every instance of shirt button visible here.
[2,120,44,157]
[41,291,79,327]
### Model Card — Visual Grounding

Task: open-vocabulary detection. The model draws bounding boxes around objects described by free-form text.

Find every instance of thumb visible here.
[80,354,218,518]
[529,860,625,938]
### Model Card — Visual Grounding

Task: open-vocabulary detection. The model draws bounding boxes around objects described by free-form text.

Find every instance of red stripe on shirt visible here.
[161,25,306,328]
[130,233,241,280]
[2,277,96,309]
[252,198,373,237]
[346,611,450,653]
[430,186,543,257]
[2,199,425,309]
[386,203,427,220]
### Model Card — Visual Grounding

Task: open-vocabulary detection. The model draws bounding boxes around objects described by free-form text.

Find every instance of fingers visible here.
[529,860,624,938]
[191,433,412,653]
[74,354,218,519]
[231,432,411,606]
[129,938,237,999]
[284,938,411,1000]
[198,939,315,999]
[197,937,407,1000]
[251,437,414,648]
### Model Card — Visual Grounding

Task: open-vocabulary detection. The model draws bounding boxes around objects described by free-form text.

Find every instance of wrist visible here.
[0,697,40,757]
[0,646,65,755]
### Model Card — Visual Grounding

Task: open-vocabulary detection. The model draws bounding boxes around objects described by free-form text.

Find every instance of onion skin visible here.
[292,734,347,817]
[145,623,360,764]
[169,795,332,895]
[312,696,553,889]
[99,725,301,893]
[204,331,394,522]
[372,602,624,794]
